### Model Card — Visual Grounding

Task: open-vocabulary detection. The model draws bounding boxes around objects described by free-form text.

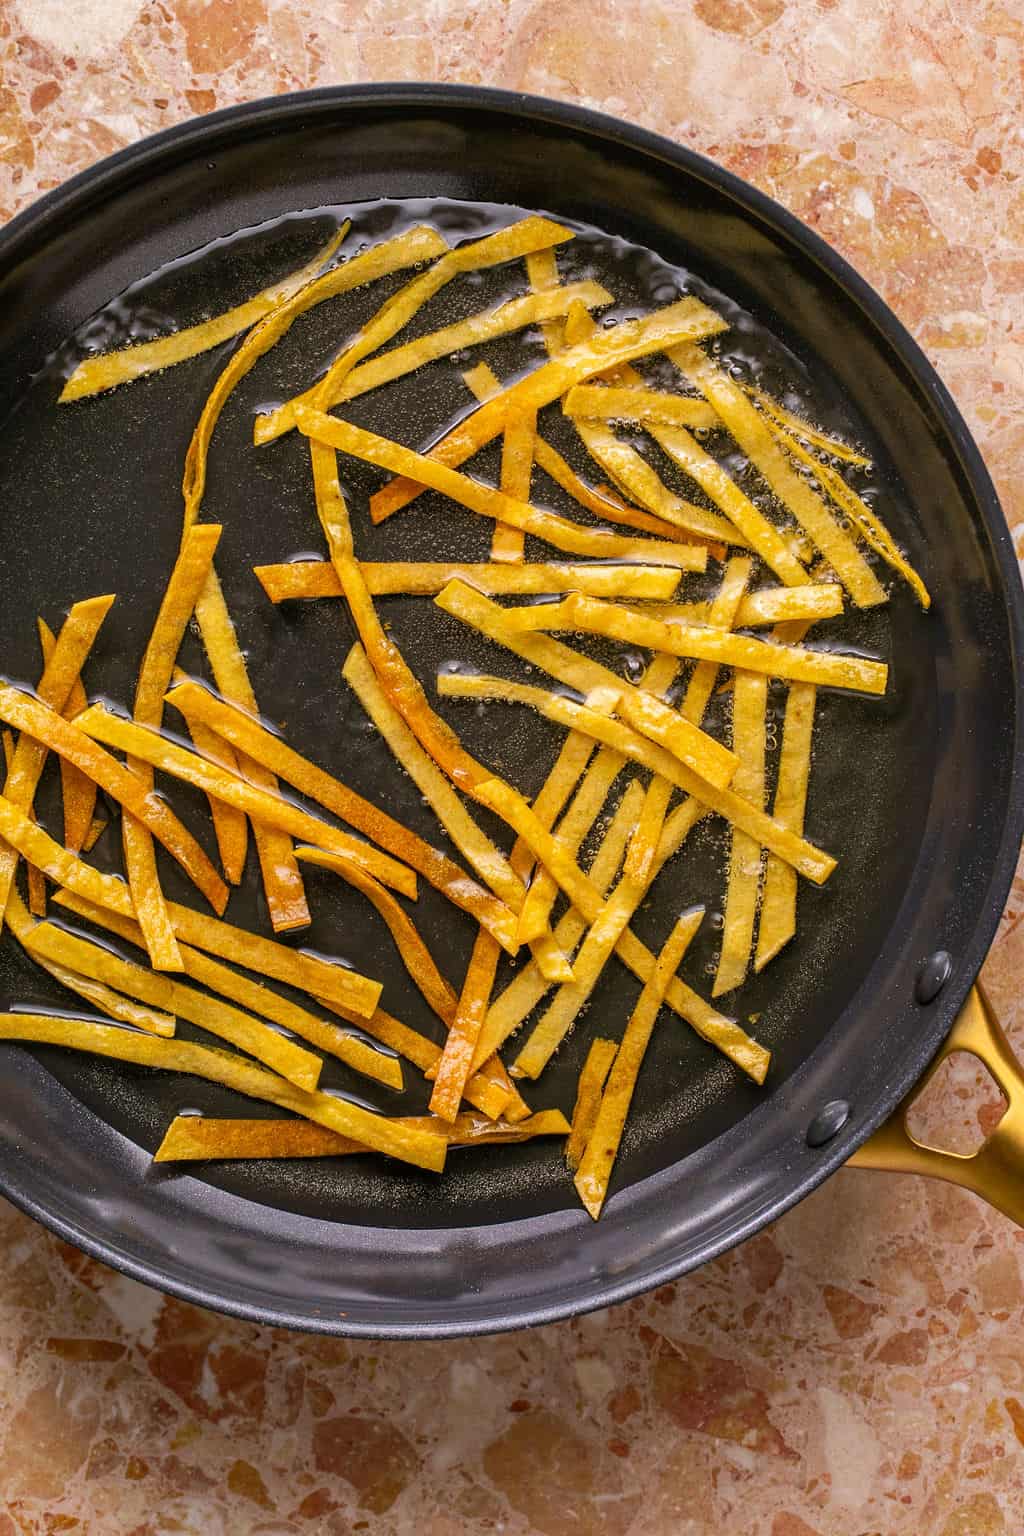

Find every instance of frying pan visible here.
[0,84,1021,1339]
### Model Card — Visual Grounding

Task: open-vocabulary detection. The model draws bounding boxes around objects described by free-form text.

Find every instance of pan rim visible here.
[1,82,1022,1337]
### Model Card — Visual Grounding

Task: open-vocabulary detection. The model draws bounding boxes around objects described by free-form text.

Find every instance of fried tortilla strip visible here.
[525,246,567,354]
[514,779,674,1079]
[23,920,324,1090]
[26,862,47,916]
[54,889,402,1090]
[575,910,704,1218]
[475,784,641,1071]
[0,597,115,931]
[255,559,682,603]
[755,680,817,972]
[193,569,309,931]
[564,383,719,431]
[434,580,737,790]
[430,927,502,1121]
[167,680,511,945]
[678,555,753,724]
[171,670,248,885]
[749,388,872,467]
[125,523,222,970]
[74,703,417,900]
[59,223,349,403]
[37,619,96,853]
[295,847,458,1026]
[635,583,843,630]
[670,344,887,607]
[554,592,888,694]
[0,1014,445,1172]
[298,408,709,569]
[491,402,536,561]
[477,779,770,1083]
[83,817,107,853]
[181,223,448,528]
[565,1038,618,1171]
[260,216,576,440]
[714,671,768,996]
[369,296,729,521]
[155,1108,569,1161]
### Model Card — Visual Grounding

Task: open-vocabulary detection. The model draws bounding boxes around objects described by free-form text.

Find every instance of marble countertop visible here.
[0,1,1022,1532]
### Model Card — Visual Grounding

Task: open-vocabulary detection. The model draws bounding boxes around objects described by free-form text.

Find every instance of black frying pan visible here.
[0,85,1020,1338]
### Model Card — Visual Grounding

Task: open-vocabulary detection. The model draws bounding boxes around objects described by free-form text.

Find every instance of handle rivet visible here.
[806,1099,850,1147]
[915,950,952,1005]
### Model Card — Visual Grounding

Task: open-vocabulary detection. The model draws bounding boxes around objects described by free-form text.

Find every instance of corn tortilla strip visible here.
[714,671,768,997]
[434,581,737,791]
[24,920,324,1090]
[37,619,97,853]
[750,388,872,467]
[514,779,673,1079]
[575,910,704,1217]
[299,408,708,570]
[755,680,817,973]
[74,703,418,900]
[54,889,403,1091]
[60,224,349,402]
[430,927,502,1120]
[0,597,115,931]
[0,1014,445,1172]
[255,559,682,603]
[193,568,309,932]
[155,1108,569,1161]
[566,1038,618,1171]
[26,854,47,916]
[635,584,844,630]
[369,296,728,521]
[296,847,458,1026]
[525,246,567,354]
[557,592,888,694]
[670,343,887,608]
[83,817,106,853]
[262,216,576,441]
[173,686,249,885]
[477,779,770,1082]
[181,222,447,529]
[679,555,753,725]
[564,383,719,431]
[43,963,177,1037]
[126,523,222,970]
[474,785,641,1072]
[491,402,535,561]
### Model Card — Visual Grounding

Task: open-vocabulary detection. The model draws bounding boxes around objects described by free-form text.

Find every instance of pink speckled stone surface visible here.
[0,2,1022,1532]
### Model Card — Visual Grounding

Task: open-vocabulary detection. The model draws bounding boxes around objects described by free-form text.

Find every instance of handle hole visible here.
[905,1050,1007,1157]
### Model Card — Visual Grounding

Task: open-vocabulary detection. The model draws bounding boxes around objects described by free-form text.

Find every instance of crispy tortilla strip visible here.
[749,388,872,467]
[55,889,403,1090]
[37,619,96,853]
[171,672,248,885]
[83,817,107,853]
[0,797,139,917]
[636,583,843,630]
[491,402,535,561]
[564,382,719,431]
[755,680,816,972]
[193,568,309,932]
[255,283,613,438]
[155,1108,568,1161]
[434,580,737,790]
[26,861,47,916]
[477,779,770,1082]
[296,847,458,1025]
[369,296,728,521]
[514,779,673,1078]
[0,1014,445,1172]
[670,344,887,607]
[679,555,753,725]
[430,927,502,1121]
[59,224,349,403]
[260,216,575,441]
[566,1038,618,1171]
[167,680,511,944]
[714,671,768,996]
[575,910,704,1217]
[255,559,682,603]
[556,592,888,694]
[126,523,222,969]
[526,246,567,354]
[475,784,640,1071]
[75,703,418,900]
[181,223,447,528]
[298,408,708,569]
[24,920,323,1090]
[0,597,115,931]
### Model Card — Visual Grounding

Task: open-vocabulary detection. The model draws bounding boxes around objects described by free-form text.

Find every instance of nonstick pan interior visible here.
[0,87,1018,1335]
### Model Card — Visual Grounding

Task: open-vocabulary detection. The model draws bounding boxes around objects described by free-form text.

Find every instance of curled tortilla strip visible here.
[565,1039,618,1171]
[0,1014,445,1172]
[254,559,682,603]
